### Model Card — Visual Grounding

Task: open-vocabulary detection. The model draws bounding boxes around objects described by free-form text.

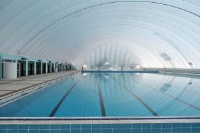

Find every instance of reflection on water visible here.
[0,72,200,117]
[80,72,200,116]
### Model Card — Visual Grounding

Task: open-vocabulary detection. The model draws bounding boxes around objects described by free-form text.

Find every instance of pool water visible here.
[0,72,200,117]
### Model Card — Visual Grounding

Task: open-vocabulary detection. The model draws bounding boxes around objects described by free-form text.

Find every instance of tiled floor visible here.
[0,122,200,133]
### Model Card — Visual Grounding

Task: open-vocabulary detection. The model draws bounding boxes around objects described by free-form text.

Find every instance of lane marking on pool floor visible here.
[112,77,158,116]
[49,78,82,117]
[139,82,200,112]
[95,75,106,117]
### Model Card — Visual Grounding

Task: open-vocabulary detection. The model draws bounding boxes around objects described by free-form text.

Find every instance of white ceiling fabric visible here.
[0,0,200,68]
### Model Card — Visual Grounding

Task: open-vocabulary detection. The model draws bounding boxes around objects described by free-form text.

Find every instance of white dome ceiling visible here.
[0,0,200,68]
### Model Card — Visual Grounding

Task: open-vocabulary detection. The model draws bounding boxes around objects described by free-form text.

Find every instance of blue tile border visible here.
[0,123,200,133]
[0,118,200,132]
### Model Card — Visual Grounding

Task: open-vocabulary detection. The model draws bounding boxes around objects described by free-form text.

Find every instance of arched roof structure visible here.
[0,0,200,69]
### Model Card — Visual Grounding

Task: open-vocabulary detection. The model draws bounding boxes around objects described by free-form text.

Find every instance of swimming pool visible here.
[0,72,200,117]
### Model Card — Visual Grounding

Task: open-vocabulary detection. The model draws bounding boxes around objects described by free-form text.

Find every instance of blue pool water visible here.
[0,72,200,117]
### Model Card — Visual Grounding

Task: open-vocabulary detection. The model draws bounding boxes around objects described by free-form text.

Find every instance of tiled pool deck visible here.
[0,117,200,133]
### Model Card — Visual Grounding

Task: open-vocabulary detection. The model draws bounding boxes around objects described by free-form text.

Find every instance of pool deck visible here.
[0,70,79,105]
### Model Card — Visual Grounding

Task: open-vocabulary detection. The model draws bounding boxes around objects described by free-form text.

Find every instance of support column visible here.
[50,62,52,73]
[34,61,36,75]
[40,62,43,74]
[25,60,28,76]
[55,63,57,72]
[0,55,2,79]
[64,64,66,71]
[53,63,56,73]
[46,62,48,73]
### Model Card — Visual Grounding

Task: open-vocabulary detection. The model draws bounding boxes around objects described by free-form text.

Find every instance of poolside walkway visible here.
[0,70,79,100]
[0,117,200,124]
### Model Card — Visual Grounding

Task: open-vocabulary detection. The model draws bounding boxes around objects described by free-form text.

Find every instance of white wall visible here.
[3,62,17,79]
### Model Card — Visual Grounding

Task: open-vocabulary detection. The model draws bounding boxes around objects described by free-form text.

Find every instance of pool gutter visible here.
[0,117,200,124]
